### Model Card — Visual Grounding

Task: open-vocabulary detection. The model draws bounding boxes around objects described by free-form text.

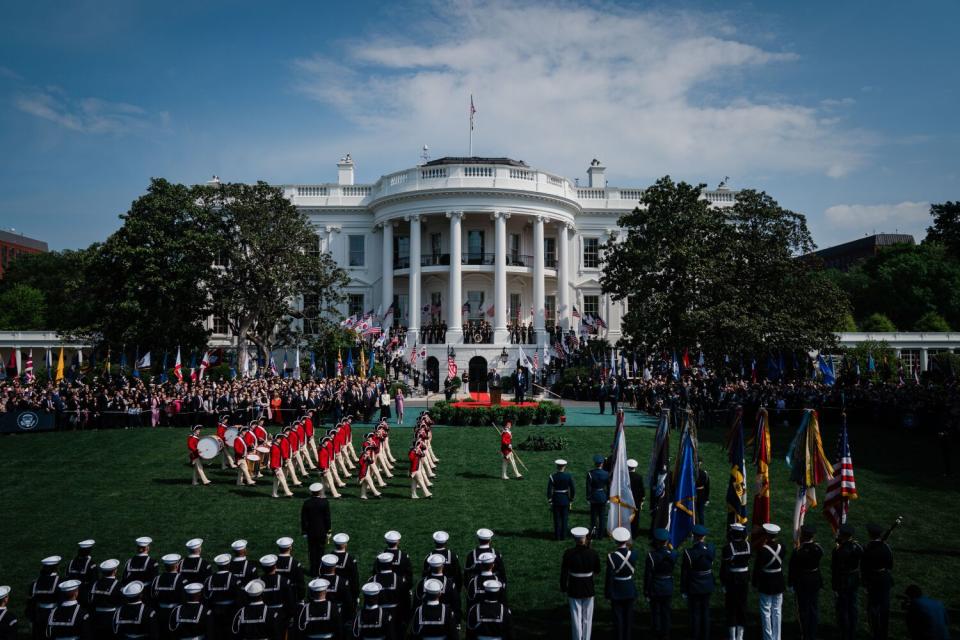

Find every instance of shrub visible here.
[389,382,409,397]
[914,311,951,332]
[517,406,535,426]
[500,373,516,393]
[430,400,450,424]
[859,313,897,332]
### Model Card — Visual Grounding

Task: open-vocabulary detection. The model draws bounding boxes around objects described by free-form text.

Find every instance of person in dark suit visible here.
[300,483,332,577]
[514,368,526,403]
[547,460,576,540]
[626,459,645,539]
[561,527,601,640]
[695,461,710,525]
[832,523,863,640]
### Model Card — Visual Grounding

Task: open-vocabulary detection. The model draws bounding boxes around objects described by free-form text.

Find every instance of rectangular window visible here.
[430,292,442,321]
[509,293,522,323]
[583,294,600,317]
[394,236,410,268]
[467,290,485,320]
[348,235,365,267]
[307,233,321,257]
[544,237,556,268]
[467,230,485,263]
[212,312,229,335]
[348,294,365,318]
[431,233,442,257]
[583,237,600,269]
[213,249,227,267]
[509,234,520,262]
[545,295,556,325]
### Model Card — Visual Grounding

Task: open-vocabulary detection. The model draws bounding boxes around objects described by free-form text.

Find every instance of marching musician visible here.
[270,433,294,499]
[409,444,433,499]
[187,425,212,486]
[234,428,255,486]
[243,426,262,479]
[318,436,343,499]
[295,420,317,471]
[341,418,358,466]
[304,410,321,467]
[278,430,304,488]
[358,444,383,500]
[217,417,236,469]
[500,422,522,480]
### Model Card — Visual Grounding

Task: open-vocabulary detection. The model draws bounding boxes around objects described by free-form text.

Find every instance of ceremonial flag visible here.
[55,347,65,382]
[470,94,476,130]
[462,302,471,315]
[281,351,290,378]
[786,409,835,545]
[199,351,211,380]
[359,348,367,380]
[817,355,836,386]
[135,351,151,371]
[572,306,581,319]
[383,303,395,323]
[671,351,680,381]
[486,303,495,318]
[724,407,748,525]
[410,343,419,364]
[336,349,343,377]
[670,419,698,547]
[682,349,691,370]
[824,413,858,533]
[607,413,638,533]
[160,352,169,383]
[0,352,6,381]
[25,350,34,382]
[6,350,17,377]
[648,409,672,531]
[517,345,533,370]
[120,350,129,374]
[448,353,458,378]
[345,350,354,374]
[131,348,140,378]
[294,347,302,380]
[174,347,183,382]
[595,316,607,329]
[533,350,539,371]
[45,348,53,373]
[867,353,876,373]
[751,408,772,542]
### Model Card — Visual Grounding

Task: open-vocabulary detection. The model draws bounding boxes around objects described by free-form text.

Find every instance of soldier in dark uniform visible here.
[789,523,823,640]
[681,524,715,640]
[295,578,342,640]
[26,555,61,640]
[0,585,20,640]
[466,579,512,640]
[753,523,786,640]
[465,553,505,610]
[179,539,211,584]
[46,580,91,639]
[232,580,281,640]
[331,534,360,609]
[229,540,258,587]
[832,523,863,640]
[604,527,638,640]
[644,528,677,640]
[301,484,333,577]
[410,578,457,640]
[862,522,894,640]
[586,456,610,538]
[66,540,98,591]
[420,531,463,594]
[548,459,576,540]
[353,582,395,640]
[720,523,751,640]
[378,531,413,600]
[695,462,710,525]
[168,582,214,640]
[560,527,601,640]
[204,553,241,634]
[86,559,123,638]
[464,529,506,585]
[626,459,645,539]
[415,555,460,625]
[367,553,406,635]
[319,554,354,631]
[259,555,294,630]
[151,554,186,625]
[275,537,306,602]
[123,537,158,587]
[113,581,159,640]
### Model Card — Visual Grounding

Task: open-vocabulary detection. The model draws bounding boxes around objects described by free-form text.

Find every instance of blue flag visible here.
[867,353,876,373]
[368,348,376,378]
[669,426,698,548]
[310,351,317,377]
[818,355,836,386]
[159,352,169,383]
[346,349,354,375]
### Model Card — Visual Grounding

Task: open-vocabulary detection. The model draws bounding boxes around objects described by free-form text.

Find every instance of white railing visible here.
[341,186,371,197]
[297,186,328,197]
[389,173,407,186]
[421,167,448,179]
[619,189,644,200]
[464,166,494,177]
[577,188,606,199]
[509,168,534,180]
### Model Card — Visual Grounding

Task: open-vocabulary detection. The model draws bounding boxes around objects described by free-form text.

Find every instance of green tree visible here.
[0,284,47,330]
[925,201,960,256]
[860,313,897,332]
[1,248,98,333]
[837,312,858,332]
[842,339,896,382]
[914,310,951,332]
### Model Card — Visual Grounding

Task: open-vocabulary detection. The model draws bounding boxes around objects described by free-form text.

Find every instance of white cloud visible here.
[290,1,868,182]
[15,88,164,135]
[824,201,930,237]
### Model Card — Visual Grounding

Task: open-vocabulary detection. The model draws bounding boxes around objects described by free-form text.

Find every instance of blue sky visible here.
[1,0,957,250]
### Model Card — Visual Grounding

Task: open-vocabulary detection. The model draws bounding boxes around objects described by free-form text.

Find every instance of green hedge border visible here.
[427,400,565,426]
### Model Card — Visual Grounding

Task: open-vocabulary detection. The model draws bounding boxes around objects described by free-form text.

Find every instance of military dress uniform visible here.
[753,527,786,640]
[585,461,610,538]
[276,552,306,602]
[680,530,715,640]
[86,568,123,638]
[465,588,512,640]
[168,601,214,640]
[0,585,19,640]
[46,581,92,640]
[233,601,280,640]
[831,526,863,640]
[353,583,395,640]
[260,572,295,628]
[788,530,823,640]
[113,596,160,640]
[151,570,186,624]
[409,593,457,640]
[547,463,576,540]
[179,555,211,584]
[604,529,638,640]
[123,554,158,588]
[644,534,677,640]
[295,598,341,640]
[204,559,241,634]
[862,528,894,640]
[26,563,60,640]
[332,543,360,606]
[420,541,462,594]
[720,527,751,640]
[560,530,601,640]
[319,564,355,629]
[66,547,98,591]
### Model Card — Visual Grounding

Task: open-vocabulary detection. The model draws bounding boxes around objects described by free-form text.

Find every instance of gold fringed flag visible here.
[724,406,748,525]
[751,408,772,543]
[786,408,834,545]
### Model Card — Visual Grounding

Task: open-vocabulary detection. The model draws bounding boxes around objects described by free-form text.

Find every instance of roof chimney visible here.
[587,158,606,188]
[337,154,355,185]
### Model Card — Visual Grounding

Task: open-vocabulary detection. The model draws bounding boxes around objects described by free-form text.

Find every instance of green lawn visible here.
[1,408,957,638]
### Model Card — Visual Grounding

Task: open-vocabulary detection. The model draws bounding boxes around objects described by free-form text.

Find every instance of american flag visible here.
[823,415,858,533]
[470,95,476,131]
[572,306,581,319]
[363,326,382,337]
[533,351,539,370]
[447,355,458,378]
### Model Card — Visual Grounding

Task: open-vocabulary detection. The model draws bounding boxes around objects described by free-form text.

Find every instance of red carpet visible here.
[451,391,539,408]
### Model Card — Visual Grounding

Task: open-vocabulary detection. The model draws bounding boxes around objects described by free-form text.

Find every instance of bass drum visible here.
[223,427,239,447]
[197,435,223,460]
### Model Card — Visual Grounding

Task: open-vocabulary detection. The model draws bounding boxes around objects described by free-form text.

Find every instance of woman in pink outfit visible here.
[395,388,405,425]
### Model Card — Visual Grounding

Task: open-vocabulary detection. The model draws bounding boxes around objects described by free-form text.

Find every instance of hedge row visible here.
[428,400,565,426]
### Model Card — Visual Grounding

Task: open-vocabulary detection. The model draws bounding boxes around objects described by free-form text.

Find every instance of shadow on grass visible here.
[229,489,274,499]
[151,478,193,485]
[496,528,557,541]
[459,471,498,480]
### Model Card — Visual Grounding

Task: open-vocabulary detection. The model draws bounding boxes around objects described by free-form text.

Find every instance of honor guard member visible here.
[500,422,522,480]
[259,555,294,628]
[410,578,457,640]
[204,554,241,633]
[319,555,355,631]
[367,553,406,632]
[464,529,506,585]
[180,539,211,583]
[295,578,341,640]
[86,559,122,638]
[560,527,601,640]
[152,554,186,622]
[0,585,19,640]
[547,459,576,541]
[113,581,159,640]
[331,534,360,607]
[380,531,413,598]
[353,582,395,640]
[123,537,158,587]
[187,425,212,486]
[585,456,610,538]
[232,580,281,640]
[421,531,463,593]
[789,523,823,640]
[465,579,512,640]
[466,553,503,610]
[46,579,91,640]
[680,524,715,640]
[753,523,785,640]
[301,485,333,576]
[276,537,306,602]
[695,460,710,524]
[903,584,950,640]
[168,583,213,640]
[26,555,61,640]
[67,540,98,589]
[644,528,677,640]
[862,523,894,640]
[230,540,258,587]
[720,524,751,640]
[832,523,863,640]
[604,527,638,640]
[415,555,460,625]
[625,460,645,539]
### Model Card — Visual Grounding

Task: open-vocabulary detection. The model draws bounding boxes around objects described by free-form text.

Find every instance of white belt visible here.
[729,568,748,573]
[569,572,593,578]
[477,636,503,640]
[95,607,118,612]
[38,603,57,609]
[181,636,207,640]
[306,635,334,640]
[553,490,568,493]
[762,568,781,573]
[613,576,633,581]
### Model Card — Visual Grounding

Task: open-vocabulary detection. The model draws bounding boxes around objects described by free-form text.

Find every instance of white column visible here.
[381,222,393,323]
[558,224,571,332]
[533,215,546,345]
[446,211,463,344]
[407,215,421,345]
[494,211,509,343]
[920,348,929,372]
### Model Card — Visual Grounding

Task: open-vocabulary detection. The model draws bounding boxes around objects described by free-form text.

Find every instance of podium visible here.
[489,385,503,405]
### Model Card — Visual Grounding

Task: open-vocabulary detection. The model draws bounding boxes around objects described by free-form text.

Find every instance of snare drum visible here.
[256,446,271,458]
[245,454,261,463]
[197,435,223,460]
[223,427,239,447]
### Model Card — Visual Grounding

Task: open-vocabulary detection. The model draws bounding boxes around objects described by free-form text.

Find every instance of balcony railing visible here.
[421,254,450,267]
[545,256,557,269]
[394,256,411,269]
[506,254,534,267]
[463,252,496,265]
